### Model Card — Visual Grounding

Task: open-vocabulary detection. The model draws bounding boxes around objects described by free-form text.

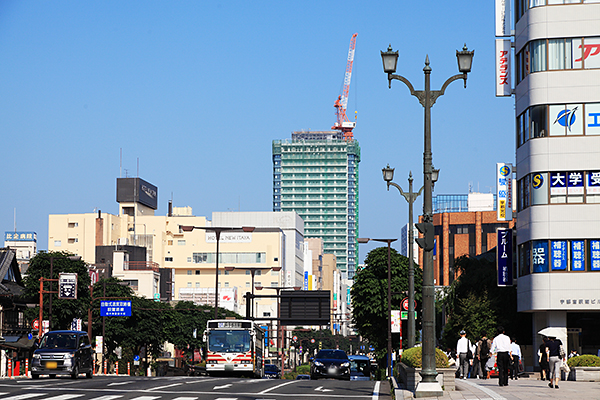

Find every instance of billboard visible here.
[4,231,37,242]
[495,40,511,97]
[116,178,158,210]
[495,0,511,37]
[280,290,330,326]
[496,163,513,221]
[497,228,513,287]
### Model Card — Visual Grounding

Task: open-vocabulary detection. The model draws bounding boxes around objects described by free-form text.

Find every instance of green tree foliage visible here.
[351,247,423,365]
[291,328,363,356]
[440,254,531,349]
[23,251,91,330]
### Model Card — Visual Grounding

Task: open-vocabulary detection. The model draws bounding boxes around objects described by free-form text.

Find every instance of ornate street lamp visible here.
[381,43,473,398]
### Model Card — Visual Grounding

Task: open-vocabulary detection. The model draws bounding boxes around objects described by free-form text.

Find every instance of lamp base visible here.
[414,381,443,398]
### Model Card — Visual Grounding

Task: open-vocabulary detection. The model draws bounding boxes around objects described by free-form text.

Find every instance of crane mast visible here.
[332,33,357,140]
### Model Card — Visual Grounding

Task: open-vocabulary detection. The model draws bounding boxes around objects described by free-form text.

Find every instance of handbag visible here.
[466,341,473,359]
[559,345,566,358]
[560,359,570,373]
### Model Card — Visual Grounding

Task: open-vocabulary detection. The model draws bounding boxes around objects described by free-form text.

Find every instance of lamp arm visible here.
[387,181,410,202]
[430,73,467,106]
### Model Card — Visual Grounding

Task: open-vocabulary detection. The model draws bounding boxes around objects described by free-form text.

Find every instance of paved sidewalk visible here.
[396,377,600,399]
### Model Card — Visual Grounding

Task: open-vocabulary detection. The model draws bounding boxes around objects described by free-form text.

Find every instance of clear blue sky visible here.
[0,1,514,255]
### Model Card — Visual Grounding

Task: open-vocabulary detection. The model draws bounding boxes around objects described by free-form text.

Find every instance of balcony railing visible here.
[124,261,160,272]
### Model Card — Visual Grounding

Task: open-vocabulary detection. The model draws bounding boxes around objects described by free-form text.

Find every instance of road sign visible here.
[401,311,418,320]
[310,338,315,344]
[293,336,298,342]
[401,297,417,311]
[59,273,78,299]
[32,319,39,330]
[100,300,132,316]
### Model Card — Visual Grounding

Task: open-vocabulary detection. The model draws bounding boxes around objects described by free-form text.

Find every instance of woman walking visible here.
[545,336,564,389]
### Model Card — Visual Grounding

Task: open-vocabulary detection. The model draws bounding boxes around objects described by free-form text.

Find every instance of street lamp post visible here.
[357,237,397,378]
[382,167,423,349]
[231,266,281,319]
[179,225,255,320]
[381,44,474,397]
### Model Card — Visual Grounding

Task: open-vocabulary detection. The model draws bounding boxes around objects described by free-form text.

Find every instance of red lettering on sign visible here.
[576,44,600,62]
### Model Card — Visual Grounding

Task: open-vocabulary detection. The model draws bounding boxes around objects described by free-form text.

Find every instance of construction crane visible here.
[332,33,357,140]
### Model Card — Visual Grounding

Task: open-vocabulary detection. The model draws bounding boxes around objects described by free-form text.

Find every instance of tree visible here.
[351,246,423,366]
[440,253,531,349]
[23,251,91,331]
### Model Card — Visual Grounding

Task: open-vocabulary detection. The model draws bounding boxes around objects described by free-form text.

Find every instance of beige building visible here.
[47,178,304,319]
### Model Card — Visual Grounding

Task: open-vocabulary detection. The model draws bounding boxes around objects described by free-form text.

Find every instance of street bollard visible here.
[7,359,12,378]
[128,362,130,376]
[104,359,107,375]
[25,359,29,377]
[116,362,119,375]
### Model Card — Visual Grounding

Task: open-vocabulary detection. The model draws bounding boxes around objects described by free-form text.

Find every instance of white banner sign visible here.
[391,310,401,334]
[497,163,513,221]
[496,39,511,97]
[495,0,510,37]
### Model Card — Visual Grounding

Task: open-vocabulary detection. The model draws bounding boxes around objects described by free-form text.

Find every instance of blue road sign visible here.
[100,300,132,317]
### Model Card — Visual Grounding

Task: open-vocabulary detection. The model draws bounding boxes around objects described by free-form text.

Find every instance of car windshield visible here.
[39,333,77,349]
[265,365,278,372]
[208,330,251,353]
[316,350,347,360]
[351,359,371,376]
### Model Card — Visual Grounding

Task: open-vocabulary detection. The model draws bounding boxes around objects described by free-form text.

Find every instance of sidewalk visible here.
[395,376,600,399]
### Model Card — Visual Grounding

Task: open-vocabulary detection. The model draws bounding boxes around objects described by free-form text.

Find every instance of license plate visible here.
[46,361,58,369]
[328,367,337,374]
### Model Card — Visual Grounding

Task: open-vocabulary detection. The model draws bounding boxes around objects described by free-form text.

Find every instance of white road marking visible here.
[460,379,507,400]
[89,396,124,400]
[146,383,183,391]
[107,381,134,386]
[172,398,198,400]
[314,386,333,392]
[213,384,233,390]
[128,397,160,400]
[372,381,381,400]
[44,396,85,400]
[258,379,298,394]
[0,395,46,400]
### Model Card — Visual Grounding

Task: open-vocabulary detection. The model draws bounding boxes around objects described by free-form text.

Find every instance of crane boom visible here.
[332,33,357,140]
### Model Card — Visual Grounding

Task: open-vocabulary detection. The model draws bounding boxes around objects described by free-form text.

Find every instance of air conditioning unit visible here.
[118,237,128,245]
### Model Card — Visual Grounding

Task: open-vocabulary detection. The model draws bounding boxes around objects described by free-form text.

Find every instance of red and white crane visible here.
[332,33,357,140]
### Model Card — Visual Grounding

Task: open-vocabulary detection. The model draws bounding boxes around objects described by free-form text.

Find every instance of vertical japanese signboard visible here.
[496,39,511,97]
[497,228,513,286]
[391,310,402,335]
[497,163,513,221]
[495,0,510,37]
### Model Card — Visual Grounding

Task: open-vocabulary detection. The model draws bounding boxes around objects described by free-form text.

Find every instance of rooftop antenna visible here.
[14,208,16,233]
[137,157,139,177]
[120,148,122,178]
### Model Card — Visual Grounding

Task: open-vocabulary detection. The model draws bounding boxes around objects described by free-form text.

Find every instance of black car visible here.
[310,349,350,380]
[31,330,94,379]
[264,364,281,379]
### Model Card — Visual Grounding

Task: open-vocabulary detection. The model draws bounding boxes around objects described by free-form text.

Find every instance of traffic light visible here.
[415,222,435,251]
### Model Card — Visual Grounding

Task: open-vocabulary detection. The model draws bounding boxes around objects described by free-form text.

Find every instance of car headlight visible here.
[341,362,350,368]
[33,354,40,359]
[313,361,323,367]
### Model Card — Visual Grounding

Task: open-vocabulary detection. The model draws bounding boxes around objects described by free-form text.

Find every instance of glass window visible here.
[548,39,572,70]
[550,172,567,203]
[532,240,549,273]
[530,0,545,6]
[530,105,547,138]
[583,37,600,69]
[551,241,568,270]
[178,240,186,246]
[586,171,600,202]
[54,240,62,247]
[571,240,586,271]
[530,40,547,73]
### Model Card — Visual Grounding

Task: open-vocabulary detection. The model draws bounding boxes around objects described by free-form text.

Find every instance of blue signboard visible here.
[551,241,567,271]
[591,240,600,271]
[571,240,585,271]
[304,271,309,291]
[497,228,512,286]
[261,325,269,348]
[532,240,549,273]
[100,300,132,317]
[4,231,37,242]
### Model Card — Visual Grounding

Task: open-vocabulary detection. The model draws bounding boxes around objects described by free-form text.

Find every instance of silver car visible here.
[31,330,94,379]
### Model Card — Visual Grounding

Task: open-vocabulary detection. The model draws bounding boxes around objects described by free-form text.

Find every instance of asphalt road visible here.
[0,375,391,400]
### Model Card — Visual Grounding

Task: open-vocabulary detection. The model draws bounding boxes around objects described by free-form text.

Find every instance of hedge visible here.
[567,355,600,368]
[401,346,449,369]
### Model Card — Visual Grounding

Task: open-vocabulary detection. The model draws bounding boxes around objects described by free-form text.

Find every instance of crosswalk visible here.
[0,395,227,400]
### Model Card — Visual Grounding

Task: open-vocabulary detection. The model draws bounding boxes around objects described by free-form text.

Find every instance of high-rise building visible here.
[273,131,360,279]
[512,0,600,357]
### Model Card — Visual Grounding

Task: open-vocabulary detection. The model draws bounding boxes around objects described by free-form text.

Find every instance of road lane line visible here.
[146,383,183,391]
[0,395,46,400]
[107,381,134,386]
[258,379,298,394]
[89,396,124,400]
[44,396,85,400]
[172,398,198,400]
[372,381,380,400]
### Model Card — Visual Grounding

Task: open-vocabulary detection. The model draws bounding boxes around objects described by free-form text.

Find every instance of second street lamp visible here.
[381,43,473,398]
[357,237,397,378]
[382,166,422,349]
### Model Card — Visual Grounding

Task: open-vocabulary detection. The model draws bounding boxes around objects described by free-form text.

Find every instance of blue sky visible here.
[0,1,514,255]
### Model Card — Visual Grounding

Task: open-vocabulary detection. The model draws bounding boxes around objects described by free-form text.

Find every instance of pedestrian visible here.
[538,336,550,380]
[491,326,512,387]
[476,334,492,379]
[568,349,579,359]
[510,337,522,380]
[456,330,472,380]
[545,336,565,389]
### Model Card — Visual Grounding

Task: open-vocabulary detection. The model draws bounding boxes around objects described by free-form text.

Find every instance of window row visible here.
[192,252,267,264]
[517,102,600,146]
[518,170,600,210]
[516,37,600,84]
[518,239,600,275]
[516,0,600,23]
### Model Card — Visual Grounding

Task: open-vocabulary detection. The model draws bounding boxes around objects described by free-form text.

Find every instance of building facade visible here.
[273,131,361,279]
[513,0,600,356]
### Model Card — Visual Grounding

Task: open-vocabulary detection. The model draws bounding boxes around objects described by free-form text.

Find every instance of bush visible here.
[567,355,600,368]
[400,347,449,369]
[296,364,310,374]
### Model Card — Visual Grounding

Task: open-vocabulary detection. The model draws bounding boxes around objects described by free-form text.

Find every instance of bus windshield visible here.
[208,330,252,353]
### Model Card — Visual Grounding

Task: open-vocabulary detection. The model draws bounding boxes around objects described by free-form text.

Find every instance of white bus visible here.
[203,319,265,378]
